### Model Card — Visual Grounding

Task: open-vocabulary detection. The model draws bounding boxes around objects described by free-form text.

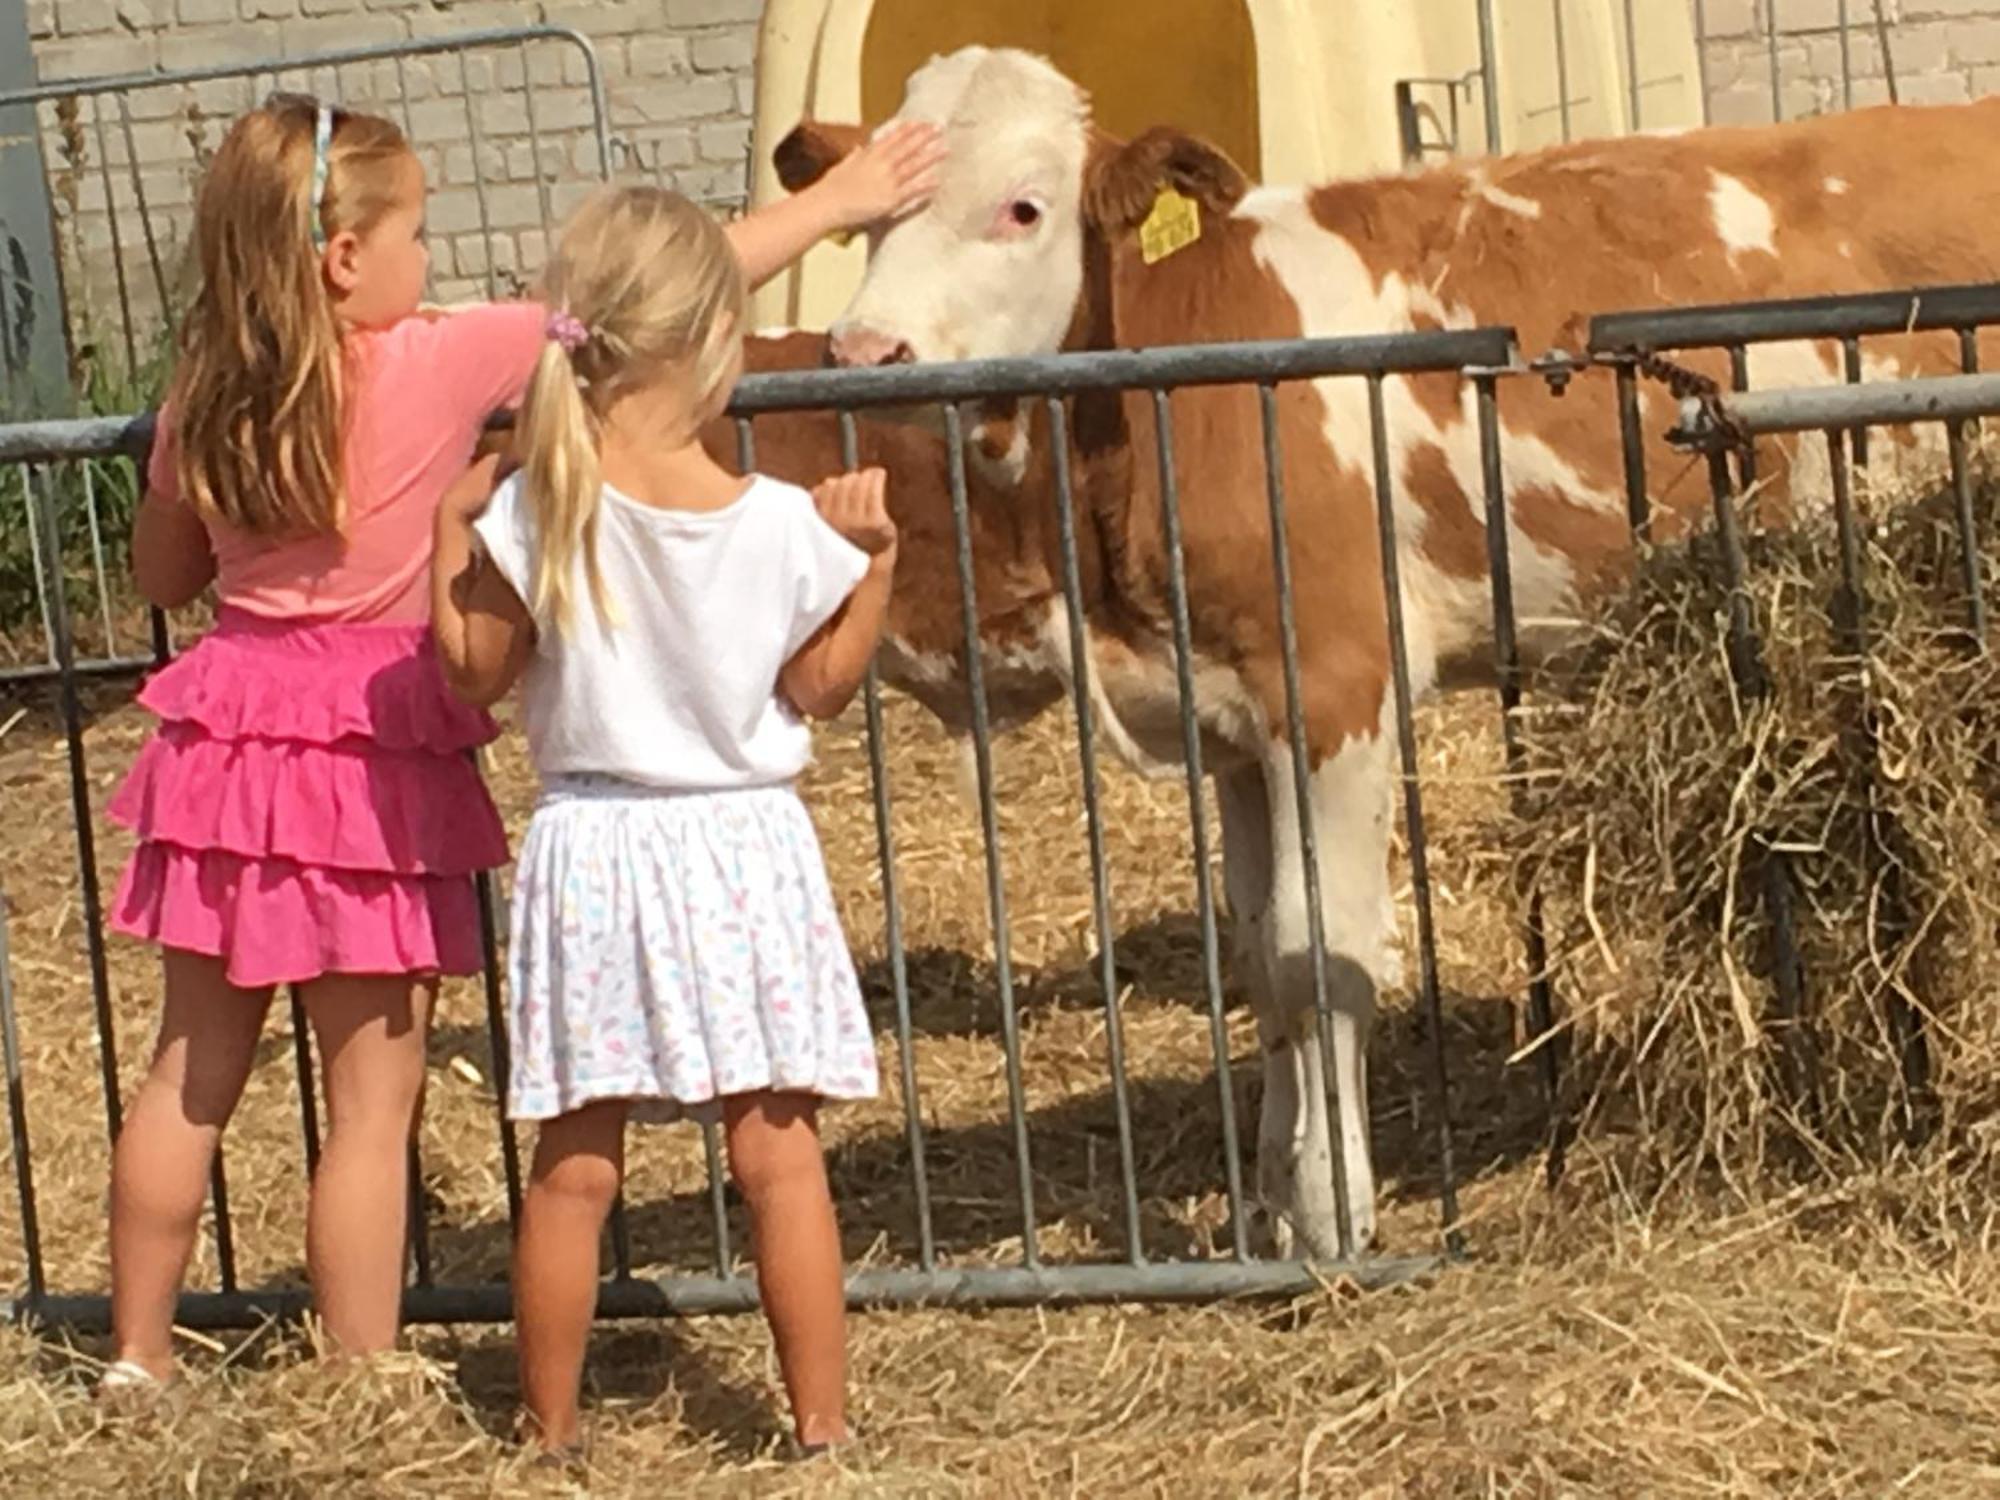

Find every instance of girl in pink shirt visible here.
[103,93,940,1391]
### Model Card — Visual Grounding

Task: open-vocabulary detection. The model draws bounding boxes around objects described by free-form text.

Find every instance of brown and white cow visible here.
[772,46,2000,1257]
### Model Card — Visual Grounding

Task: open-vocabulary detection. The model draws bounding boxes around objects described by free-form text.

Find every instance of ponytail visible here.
[516,184,746,638]
[520,339,614,632]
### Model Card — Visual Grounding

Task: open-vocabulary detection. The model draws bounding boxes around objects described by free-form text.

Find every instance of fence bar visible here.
[1589,282,2000,355]
[2,338,1520,464]
[28,467,123,1144]
[1824,428,1930,1119]
[1041,397,1143,1265]
[1477,0,1503,151]
[1252,384,1352,1258]
[1766,0,1784,123]
[1474,379,1563,1156]
[1701,449,1820,1115]
[79,463,118,654]
[18,466,55,662]
[457,57,500,301]
[1552,0,1573,142]
[1694,0,1713,125]
[1944,420,1990,648]
[115,94,172,328]
[288,992,321,1173]
[7,1252,1443,1331]
[1365,377,1462,1241]
[519,39,557,243]
[407,1141,433,1287]
[699,1120,731,1280]
[474,872,524,1226]
[88,99,141,380]
[1729,343,1758,490]
[727,331,1521,416]
[941,402,1040,1264]
[1622,0,1641,130]
[1614,363,1650,539]
[1837,0,1854,111]
[836,410,938,1270]
[1676,370,2000,437]
[0,901,45,1304]
[1840,335,1869,467]
[1873,0,1899,105]
[1149,389,1255,1260]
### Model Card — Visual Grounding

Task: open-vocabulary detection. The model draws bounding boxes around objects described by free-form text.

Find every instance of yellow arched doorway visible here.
[859,0,1262,184]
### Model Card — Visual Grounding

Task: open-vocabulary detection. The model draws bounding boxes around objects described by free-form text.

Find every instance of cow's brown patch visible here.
[1070,183,1393,758]
[1402,441,1486,581]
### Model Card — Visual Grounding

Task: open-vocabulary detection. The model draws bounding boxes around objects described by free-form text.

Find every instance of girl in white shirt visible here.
[430,184,895,1458]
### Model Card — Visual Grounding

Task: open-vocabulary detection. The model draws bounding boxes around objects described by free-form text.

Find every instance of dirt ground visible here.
[1,667,1996,1497]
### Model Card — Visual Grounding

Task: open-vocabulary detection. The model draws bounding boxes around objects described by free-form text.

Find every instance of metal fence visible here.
[0,24,765,411]
[1402,0,1903,164]
[1,282,1995,1332]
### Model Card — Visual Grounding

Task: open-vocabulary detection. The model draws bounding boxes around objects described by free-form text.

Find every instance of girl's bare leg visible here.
[724,1091,848,1447]
[515,1099,627,1450]
[109,950,274,1380]
[298,973,433,1354]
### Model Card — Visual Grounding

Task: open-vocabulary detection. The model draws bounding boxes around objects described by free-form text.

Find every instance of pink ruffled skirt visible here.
[108,608,508,989]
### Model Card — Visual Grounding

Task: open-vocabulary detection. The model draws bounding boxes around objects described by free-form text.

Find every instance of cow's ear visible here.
[773,121,869,193]
[1082,127,1249,234]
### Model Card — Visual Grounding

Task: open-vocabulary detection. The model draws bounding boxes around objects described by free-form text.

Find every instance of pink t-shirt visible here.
[147,302,547,624]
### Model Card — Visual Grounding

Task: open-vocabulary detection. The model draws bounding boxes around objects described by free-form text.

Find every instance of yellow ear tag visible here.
[1139,185,1201,265]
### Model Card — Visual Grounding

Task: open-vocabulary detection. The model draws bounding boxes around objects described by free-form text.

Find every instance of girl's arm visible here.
[726,120,945,291]
[779,469,897,720]
[131,489,216,610]
[432,455,536,708]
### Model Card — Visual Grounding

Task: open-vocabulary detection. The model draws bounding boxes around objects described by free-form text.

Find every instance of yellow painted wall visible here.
[860,0,1262,180]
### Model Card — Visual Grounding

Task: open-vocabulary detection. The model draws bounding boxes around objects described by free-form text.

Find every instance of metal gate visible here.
[5,280,1994,1331]
[0,27,619,407]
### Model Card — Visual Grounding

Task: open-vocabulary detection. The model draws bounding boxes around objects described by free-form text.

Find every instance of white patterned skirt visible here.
[504,776,880,1123]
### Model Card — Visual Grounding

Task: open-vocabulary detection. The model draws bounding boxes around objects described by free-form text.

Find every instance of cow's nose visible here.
[829,324,915,368]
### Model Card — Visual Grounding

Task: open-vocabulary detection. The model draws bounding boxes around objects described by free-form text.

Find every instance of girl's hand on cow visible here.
[822,121,946,230]
[812,467,898,560]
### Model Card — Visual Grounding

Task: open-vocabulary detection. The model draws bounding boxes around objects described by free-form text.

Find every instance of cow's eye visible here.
[1009,200,1041,228]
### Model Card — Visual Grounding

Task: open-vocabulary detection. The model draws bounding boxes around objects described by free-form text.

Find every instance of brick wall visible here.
[19,0,762,353]
[1699,0,2000,123]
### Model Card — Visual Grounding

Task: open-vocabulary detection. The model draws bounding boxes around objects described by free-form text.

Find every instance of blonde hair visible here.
[522,184,746,631]
[171,95,412,537]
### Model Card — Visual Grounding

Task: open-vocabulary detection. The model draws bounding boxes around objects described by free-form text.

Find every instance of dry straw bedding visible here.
[0,463,1995,1495]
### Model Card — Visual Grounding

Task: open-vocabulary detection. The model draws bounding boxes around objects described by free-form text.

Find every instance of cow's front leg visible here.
[1220,764,1311,1259]
[1219,760,1344,1260]
[1250,726,1396,1258]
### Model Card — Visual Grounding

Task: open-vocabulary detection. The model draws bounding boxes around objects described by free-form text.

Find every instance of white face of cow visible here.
[824,48,1094,367]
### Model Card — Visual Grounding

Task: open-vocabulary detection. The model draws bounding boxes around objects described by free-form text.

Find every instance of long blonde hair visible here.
[171,95,412,536]
[522,185,746,631]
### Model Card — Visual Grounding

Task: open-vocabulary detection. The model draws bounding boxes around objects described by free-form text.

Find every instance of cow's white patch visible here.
[968,410,1032,488]
[828,48,1092,366]
[1709,171,1778,260]
[1824,176,1850,196]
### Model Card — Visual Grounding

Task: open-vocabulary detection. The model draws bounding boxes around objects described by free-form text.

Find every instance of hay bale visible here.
[1514,455,1999,1206]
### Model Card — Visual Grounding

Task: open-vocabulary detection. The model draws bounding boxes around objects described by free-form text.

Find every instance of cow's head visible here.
[775,46,1249,368]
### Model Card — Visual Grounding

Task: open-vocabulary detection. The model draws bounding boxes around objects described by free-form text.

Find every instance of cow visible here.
[767,45,2000,1258]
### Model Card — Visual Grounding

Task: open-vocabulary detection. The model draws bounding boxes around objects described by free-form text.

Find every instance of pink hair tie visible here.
[546,310,590,353]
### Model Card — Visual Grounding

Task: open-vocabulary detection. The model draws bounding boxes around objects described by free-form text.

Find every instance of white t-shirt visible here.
[472,472,872,791]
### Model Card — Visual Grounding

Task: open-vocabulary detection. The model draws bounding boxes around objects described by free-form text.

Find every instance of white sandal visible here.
[97,1358,172,1402]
